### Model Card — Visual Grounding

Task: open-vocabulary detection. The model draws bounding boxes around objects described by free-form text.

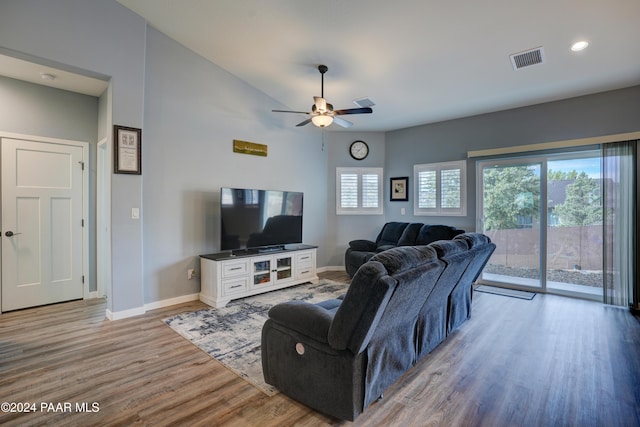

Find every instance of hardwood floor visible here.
[1,272,639,426]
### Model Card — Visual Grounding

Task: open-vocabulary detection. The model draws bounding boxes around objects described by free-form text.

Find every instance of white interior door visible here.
[1,138,84,311]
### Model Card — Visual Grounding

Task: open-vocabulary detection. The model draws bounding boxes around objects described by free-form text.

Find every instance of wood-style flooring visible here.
[1,271,639,426]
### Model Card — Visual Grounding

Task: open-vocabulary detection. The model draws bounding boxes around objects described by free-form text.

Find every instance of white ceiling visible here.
[116,0,640,131]
[0,54,108,97]
[4,1,639,132]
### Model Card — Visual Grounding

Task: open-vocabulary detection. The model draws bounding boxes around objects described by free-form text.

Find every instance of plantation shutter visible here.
[414,160,466,216]
[362,173,379,208]
[336,167,383,215]
[340,173,359,208]
[418,169,437,209]
[441,168,461,208]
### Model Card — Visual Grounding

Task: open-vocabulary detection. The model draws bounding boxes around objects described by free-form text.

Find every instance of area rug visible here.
[474,284,536,300]
[163,279,349,395]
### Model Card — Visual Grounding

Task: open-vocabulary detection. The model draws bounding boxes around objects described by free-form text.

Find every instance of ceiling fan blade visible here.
[272,109,311,114]
[313,96,327,112]
[333,116,353,128]
[296,118,313,127]
[334,107,373,116]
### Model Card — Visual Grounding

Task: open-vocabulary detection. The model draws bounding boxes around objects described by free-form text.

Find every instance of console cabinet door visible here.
[251,256,272,289]
[274,255,293,284]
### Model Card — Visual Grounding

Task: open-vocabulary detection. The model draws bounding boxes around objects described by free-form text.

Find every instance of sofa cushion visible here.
[415,239,473,359]
[376,222,409,247]
[415,224,463,245]
[268,301,334,343]
[370,245,439,276]
[454,232,492,249]
[429,239,469,258]
[348,239,377,252]
[396,223,423,246]
[328,261,397,353]
[448,233,496,333]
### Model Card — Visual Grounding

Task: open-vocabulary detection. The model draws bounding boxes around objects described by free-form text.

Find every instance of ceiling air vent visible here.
[353,97,376,108]
[510,47,545,70]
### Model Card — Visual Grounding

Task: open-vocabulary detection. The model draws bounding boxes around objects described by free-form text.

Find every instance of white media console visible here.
[199,244,318,308]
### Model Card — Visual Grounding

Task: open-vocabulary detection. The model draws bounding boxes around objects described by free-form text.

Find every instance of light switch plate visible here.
[131,208,140,219]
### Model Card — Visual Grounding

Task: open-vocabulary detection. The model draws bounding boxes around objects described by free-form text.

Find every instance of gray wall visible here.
[141,27,327,303]
[383,85,640,232]
[324,131,386,266]
[0,0,330,309]
[0,76,99,292]
[0,0,147,313]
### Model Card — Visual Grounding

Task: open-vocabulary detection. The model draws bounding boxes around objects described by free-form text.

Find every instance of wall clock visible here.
[349,140,369,160]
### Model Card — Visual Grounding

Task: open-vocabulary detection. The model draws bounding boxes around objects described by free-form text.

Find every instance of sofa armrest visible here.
[348,239,377,252]
[268,300,335,343]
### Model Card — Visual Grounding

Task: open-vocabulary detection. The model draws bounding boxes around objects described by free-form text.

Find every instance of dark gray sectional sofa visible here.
[344,222,465,277]
[261,233,496,421]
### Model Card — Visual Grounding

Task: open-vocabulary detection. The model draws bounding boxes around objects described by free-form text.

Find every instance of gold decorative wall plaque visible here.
[233,139,267,157]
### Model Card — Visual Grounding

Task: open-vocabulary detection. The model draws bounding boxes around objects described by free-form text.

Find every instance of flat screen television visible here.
[220,187,303,252]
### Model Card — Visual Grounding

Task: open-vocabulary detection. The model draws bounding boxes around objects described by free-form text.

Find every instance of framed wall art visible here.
[114,125,142,174]
[390,176,408,201]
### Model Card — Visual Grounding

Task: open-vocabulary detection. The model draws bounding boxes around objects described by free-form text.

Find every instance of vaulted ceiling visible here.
[116,0,640,131]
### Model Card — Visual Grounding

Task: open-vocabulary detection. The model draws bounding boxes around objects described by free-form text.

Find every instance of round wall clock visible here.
[349,140,369,160]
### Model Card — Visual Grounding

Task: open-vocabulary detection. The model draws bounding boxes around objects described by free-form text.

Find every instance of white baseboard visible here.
[105,293,200,321]
[144,293,200,311]
[317,265,346,273]
[106,306,146,321]
[103,268,345,321]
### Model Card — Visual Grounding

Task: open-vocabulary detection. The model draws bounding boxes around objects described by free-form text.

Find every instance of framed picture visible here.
[114,125,142,174]
[390,176,408,201]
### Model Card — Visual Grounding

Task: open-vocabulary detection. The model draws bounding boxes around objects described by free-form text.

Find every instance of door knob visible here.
[4,231,21,237]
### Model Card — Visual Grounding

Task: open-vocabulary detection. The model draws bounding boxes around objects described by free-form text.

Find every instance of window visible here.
[414,160,466,216]
[336,167,383,215]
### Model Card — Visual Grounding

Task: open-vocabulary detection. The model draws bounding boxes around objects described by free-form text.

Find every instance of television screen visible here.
[220,187,303,251]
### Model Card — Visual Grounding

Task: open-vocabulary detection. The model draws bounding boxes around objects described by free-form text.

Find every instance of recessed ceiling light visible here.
[40,72,56,81]
[571,41,589,52]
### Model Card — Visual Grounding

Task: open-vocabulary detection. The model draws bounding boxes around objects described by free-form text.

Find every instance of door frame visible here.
[96,137,110,299]
[0,131,90,314]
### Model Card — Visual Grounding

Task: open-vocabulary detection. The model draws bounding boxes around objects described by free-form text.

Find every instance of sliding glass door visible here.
[478,151,603,299]
[479,161,543,288]
[546,156,602,298]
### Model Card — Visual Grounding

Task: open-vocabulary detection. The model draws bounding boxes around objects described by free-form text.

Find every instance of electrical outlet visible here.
[187,268,195,280]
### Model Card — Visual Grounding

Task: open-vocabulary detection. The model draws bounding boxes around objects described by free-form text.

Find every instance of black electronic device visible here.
[220,187,303,252]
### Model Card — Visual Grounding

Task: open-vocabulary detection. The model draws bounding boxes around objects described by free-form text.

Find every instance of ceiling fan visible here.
[272,65,373,128]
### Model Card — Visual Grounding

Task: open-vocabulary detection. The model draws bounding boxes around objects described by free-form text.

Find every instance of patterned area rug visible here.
[164,279,349,395]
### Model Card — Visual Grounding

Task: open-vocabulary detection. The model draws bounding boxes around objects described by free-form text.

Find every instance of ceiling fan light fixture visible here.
[273,64,372,128]
[312,114,333,127]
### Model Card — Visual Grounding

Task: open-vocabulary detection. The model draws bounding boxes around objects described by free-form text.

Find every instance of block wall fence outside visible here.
[486,225,605,271]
